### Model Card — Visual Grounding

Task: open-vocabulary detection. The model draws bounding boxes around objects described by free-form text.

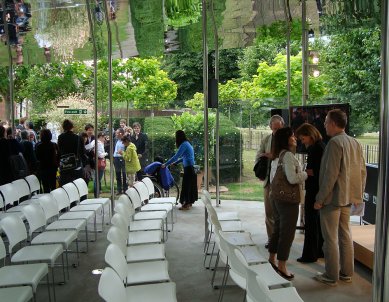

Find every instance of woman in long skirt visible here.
[162,130,198,210]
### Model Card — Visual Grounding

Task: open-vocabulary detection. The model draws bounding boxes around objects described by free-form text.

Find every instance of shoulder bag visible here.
[253,156,268,180]
[270,151,300,204]
[60,135,80,172]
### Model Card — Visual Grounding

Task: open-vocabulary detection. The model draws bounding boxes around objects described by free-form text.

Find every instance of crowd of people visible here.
[0,116,198,211]
[255,109,366,286]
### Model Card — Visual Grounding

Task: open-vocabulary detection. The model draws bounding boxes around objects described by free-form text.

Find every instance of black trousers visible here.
[113,157,127,193]
[300,197,324,260]
[39,168,58,193]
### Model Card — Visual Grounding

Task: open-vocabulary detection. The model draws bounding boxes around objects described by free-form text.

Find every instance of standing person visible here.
[25,121,37,145]
[295,123,325,263]
[268,127,307,280]
[161,130,197,210]
[314,109,366,286]
[0,125,11,185]
[89,132,108,197]
[113,128,127,194]
[19,130,37,175]
[120,136,141,187]
[255,114,285,248]
[58,119,86,186]
[130,122,148,181]
[35,129,59,193]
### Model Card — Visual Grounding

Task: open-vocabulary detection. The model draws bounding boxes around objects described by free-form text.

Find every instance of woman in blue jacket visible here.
[162,130,198,210]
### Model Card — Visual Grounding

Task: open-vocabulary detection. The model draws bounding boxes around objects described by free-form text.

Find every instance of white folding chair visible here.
[107,226,166,263]
[24,174,43,196]
[105,243,170,285]
[22,204,79,278]
[217,230,291,302]
[51,188,97,242]
[133,182,174,230]
[111,213,163,245]
[142,177,176,205]
[98,267,177,302]
[126,188,169,239]
[0,184,27,219]
[0,286,34,302]
[0,237,51,302]
[39,194,89,253]
[202,190,240,221]
[11,179,32,204]
[246,266,304,302]
[73,178,111,224]
[0,215,65,302]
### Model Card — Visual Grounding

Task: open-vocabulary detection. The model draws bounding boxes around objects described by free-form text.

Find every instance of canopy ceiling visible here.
[0,0,379,66]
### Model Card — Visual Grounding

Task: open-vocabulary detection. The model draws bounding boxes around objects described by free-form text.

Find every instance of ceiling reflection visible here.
[0,0,380,66]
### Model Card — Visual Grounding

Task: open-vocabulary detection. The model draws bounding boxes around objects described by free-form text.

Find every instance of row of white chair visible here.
[201,190,304,302]
[98,177,178,302]
[0,177,111,302]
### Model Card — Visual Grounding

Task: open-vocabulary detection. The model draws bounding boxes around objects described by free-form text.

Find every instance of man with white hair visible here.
[255,114,285,248]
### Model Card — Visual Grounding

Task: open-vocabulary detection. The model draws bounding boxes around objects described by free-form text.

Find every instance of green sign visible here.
[64,109,87,114]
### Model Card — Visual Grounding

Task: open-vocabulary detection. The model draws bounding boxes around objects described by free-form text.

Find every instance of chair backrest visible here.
[218,230,247,279]
[106,226,128,257]
[0,236,6,262]
[72,178,89,200]
[125,187,142,209]
[202,189,212,202]
[245,265,272,302]
[37,194,59,221]
[51,188,71,211]
[11,179,31,202]
[98,267,127,302]
[0,184,19,209]
[111,213,129,233]
[133,181,149,203]
[142,177,155,197]
[24,175,41,195]
[208,208,222,231]
[0,215,28,253]
[21,204,47,236]
[62,182,81,205]
[114,203,135,226]
[104,243,127,282]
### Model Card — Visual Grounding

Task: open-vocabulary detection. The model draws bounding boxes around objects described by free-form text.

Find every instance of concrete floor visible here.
[32,198,373,302]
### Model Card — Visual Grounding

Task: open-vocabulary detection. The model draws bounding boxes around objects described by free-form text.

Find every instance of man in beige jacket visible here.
[255,114,284,247]
[314,109,366,286]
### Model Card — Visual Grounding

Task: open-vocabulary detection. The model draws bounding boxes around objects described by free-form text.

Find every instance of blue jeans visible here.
[94,168,105,197]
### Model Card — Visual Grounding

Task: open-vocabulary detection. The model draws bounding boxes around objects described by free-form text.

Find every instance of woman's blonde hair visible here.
[295,123,322,143]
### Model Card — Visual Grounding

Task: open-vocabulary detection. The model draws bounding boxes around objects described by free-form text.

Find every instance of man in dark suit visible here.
[130,122,148,181]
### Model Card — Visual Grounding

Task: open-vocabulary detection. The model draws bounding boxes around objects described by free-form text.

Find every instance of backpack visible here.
[9,152,28,179]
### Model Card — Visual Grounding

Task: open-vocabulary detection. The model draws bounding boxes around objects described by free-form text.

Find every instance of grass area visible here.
[356,133,379,146]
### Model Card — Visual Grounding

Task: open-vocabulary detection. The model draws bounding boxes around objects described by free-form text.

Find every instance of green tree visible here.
[319,26,380,134]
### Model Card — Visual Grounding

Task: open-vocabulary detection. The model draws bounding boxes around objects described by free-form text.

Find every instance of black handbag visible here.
[60,136,80,172]
[270,151,300,204]
[253,156,268,180]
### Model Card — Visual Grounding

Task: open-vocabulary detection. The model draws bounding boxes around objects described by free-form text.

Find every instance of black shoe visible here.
[297,257,317,263]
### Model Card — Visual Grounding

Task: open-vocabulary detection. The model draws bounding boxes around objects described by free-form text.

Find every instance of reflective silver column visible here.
[373,0,389,300]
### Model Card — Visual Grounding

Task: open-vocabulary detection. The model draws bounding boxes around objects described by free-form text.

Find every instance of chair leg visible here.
[218,263,229,302]
[211,251,220,288]
[207,241,216,269]
[46,272,51,302]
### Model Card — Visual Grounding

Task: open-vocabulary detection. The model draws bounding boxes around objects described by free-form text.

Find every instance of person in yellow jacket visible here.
[118,136,141,187]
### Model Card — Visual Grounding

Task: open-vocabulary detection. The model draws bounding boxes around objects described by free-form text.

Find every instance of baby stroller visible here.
[144,158,180,203]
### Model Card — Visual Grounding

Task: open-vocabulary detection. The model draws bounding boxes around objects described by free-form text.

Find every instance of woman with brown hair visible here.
[295,123,325,263]
[268,127,307,280]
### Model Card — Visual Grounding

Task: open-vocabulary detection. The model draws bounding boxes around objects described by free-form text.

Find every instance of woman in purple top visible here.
[162,130,198,210]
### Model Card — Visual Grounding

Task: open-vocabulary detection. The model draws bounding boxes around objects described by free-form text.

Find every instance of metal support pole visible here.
[373,1,389,300]
[102,0,114,210]
[3,0,15,130]
[284,0,291,109]
[86,0,100,197]
[202,0,209,191]
[202,0,209,248]
[301,0,309,106]
[210,0,220,206]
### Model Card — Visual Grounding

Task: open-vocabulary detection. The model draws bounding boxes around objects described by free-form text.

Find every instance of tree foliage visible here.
[319,25,380,134]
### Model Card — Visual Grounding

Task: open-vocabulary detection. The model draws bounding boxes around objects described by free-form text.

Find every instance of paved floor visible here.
[28,197,372,302]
